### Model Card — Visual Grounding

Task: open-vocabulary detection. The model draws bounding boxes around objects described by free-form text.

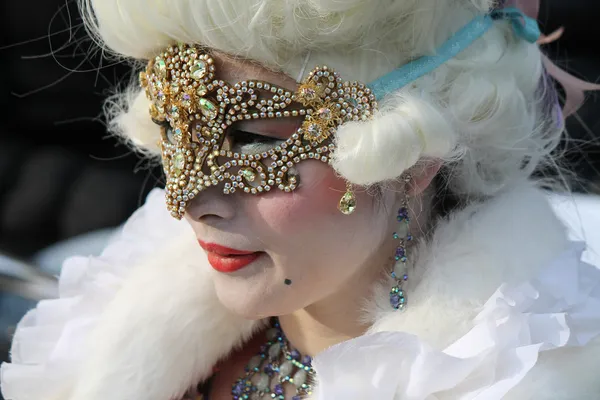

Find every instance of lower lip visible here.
[206,251,262,273]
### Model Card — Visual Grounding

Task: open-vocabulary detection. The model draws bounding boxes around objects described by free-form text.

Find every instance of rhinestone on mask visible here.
[140,43,377,219]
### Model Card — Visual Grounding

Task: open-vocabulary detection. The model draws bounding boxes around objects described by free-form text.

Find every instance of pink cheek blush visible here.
[248,164,346,233]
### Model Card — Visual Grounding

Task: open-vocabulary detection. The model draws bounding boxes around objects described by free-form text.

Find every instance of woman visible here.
[2,0,600,399]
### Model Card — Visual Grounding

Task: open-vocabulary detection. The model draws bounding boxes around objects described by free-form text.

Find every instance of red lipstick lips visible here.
[198,240,262,273]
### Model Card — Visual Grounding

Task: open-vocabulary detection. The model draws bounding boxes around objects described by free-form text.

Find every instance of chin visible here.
[212,275,299,320]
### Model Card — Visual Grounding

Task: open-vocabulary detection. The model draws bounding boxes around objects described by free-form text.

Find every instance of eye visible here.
[228,129,279,147]
[226,129,284,154]
[159,123,177,145]
[229,130,283,154]
[224,118,302,152]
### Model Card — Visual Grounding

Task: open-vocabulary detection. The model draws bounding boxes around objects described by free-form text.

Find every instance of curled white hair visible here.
[79,0,563,197]
[105,87,162,159]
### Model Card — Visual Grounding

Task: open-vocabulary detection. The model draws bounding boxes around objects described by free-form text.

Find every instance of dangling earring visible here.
[389,175,412,311]
[338,181,357,215]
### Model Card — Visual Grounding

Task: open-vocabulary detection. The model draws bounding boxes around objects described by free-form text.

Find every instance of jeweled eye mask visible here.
[140,9,541,219]
[140,44,377,219]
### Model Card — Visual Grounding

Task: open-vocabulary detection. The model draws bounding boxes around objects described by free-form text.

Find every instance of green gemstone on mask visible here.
[173,153,185,174]
[154,57,167,78]
[190,61,207,81]
[199,98,217,120]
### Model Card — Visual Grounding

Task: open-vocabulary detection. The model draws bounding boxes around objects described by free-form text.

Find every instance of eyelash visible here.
[227,129,279,146]
[159,123,280,150]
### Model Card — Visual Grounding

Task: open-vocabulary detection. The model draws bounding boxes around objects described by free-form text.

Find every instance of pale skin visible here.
[181,52,440,398]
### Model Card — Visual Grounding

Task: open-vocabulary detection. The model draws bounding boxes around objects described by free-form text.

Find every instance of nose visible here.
[185,185,238,224]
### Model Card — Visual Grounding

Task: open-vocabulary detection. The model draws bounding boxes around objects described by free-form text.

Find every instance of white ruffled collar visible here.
[311,242,600,399]
[2,183,600,400]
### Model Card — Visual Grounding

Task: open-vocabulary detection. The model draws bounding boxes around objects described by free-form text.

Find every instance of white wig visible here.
[80,0,562,197]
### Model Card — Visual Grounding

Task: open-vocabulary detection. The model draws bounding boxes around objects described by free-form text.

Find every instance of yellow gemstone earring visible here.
[338,181,357,215]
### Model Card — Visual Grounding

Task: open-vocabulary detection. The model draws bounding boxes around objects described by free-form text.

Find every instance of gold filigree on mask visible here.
[140,43,377,219]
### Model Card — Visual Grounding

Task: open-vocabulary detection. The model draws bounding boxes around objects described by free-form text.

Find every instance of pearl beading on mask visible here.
[140,44,377,219]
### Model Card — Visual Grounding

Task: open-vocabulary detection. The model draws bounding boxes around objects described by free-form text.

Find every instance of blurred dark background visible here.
[0,1,164,379]
[0,2,162,259]
[0,0,599,391]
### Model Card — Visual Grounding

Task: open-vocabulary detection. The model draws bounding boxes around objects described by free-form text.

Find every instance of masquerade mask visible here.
[140,44,377,219]
[140,8,542,219]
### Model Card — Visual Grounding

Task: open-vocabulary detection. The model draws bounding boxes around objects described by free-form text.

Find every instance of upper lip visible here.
[197,240,258,256]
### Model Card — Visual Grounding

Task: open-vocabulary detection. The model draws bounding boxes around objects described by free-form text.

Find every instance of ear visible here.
[406,159,442,197]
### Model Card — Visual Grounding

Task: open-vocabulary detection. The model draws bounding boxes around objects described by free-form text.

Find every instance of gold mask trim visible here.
[140,44,377,219]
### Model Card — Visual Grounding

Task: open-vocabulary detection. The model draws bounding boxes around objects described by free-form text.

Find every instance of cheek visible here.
[226,162,391,315]
[247,162,346,234]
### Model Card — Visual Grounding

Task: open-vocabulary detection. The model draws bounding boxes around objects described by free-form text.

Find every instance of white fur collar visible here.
[6,184,574,400]
[367,183,569,346]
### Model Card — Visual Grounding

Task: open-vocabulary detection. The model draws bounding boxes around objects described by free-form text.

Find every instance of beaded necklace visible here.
[231,318,315,400]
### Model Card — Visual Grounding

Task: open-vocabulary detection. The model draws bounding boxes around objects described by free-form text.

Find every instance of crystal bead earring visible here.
[389,175,412,310]
[338,181,357,215]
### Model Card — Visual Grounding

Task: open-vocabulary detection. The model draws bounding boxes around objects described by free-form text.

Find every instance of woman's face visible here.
[184,54,397,319]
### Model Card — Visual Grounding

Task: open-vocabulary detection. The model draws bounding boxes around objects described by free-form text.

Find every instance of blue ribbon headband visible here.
[368,7,541,100]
